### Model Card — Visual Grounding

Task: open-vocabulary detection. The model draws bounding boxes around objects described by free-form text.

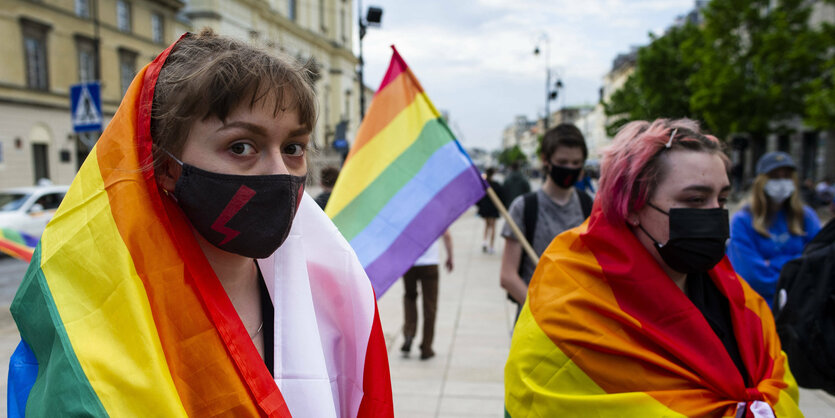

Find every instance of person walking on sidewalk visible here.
[476,168,503,254]
[401,230,453,360]
[505,119,801,417]
[500,123,592,319]
[727,151,820,309]
[502,161,531,207]
[314,165,339,209]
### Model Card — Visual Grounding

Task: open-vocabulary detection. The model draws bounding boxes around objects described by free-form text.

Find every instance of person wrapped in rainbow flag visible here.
[505,119,801,417]
[8,30,392,417]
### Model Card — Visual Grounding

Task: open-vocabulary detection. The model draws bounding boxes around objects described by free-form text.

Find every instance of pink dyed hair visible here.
[597,118,727,224]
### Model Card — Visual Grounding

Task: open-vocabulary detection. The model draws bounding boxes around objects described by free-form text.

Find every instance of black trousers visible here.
[402,265,439,353]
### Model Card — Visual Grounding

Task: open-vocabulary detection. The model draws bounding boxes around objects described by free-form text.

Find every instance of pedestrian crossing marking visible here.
[72,84,102,127]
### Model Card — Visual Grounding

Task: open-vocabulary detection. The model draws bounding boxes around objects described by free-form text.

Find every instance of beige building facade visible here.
[183,0,361,167]
[0,0,186,188]
[0,0,361,189]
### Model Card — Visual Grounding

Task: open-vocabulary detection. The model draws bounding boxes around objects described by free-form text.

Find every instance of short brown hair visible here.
[541,123,588,161]
[150,29,317,171]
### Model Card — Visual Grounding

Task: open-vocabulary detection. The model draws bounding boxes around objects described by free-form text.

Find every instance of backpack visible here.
[508,190,592,303]
[774,220,835,395]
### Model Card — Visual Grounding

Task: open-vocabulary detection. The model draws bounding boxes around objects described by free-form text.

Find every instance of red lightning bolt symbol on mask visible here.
[211,185,256,245]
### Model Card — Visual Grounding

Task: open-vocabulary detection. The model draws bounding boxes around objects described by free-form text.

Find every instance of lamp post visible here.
[533,33,562,130]
[358,2,382,120]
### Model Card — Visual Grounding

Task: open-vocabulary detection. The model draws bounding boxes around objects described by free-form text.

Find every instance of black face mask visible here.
[167,153,305,259]
[637,202,730,274]
[548,164,582,189]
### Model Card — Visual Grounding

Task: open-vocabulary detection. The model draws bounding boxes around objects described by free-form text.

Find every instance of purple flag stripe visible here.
[364,167,485,297]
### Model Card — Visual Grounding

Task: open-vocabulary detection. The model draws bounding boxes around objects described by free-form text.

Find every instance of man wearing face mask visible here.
[500,123,592,320]
[728,151,821,309]
[505,119,802,417]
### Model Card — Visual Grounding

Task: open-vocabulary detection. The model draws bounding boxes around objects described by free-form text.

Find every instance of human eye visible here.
[718,194,729,208]
[229,142,256,156]
[283,143,307,157]
[684,195,706,206]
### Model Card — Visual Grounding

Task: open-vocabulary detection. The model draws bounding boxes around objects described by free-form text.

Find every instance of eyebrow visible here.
[681,184,732,193]
[217,121,267,136]
[288,127,311,137]
[217,122,311,139]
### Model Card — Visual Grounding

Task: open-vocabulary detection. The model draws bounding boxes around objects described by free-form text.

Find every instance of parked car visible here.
[0,185,70,238]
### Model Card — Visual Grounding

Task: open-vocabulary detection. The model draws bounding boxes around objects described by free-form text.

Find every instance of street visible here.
[0,206,834,416]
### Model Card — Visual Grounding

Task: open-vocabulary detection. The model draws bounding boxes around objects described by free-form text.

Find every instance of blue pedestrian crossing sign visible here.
[70,82,102,133]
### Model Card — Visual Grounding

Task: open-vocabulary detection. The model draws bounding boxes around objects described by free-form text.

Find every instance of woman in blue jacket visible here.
[728,151,821,309]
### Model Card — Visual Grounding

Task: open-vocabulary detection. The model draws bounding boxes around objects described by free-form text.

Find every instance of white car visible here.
[0,185,70,238]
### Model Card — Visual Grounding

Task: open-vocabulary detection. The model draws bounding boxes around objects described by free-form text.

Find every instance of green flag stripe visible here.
[10,244,108,416]
[332,118,452,241]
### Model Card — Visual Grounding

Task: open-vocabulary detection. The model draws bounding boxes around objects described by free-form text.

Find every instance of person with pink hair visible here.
[504,118,801,417]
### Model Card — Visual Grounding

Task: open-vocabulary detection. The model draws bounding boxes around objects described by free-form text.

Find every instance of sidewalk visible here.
[376,206,835,417]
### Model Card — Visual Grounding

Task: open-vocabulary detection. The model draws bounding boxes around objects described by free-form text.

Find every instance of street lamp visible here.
[358,2,383,120]
[533,33,562,130]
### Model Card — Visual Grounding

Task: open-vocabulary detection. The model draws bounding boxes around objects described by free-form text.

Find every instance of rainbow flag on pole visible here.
[0,228,38,262]
[325,47,486,297]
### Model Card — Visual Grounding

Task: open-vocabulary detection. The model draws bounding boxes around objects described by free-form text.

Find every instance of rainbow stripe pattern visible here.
[0,228,37,262]
[9,36,392,417]
[325,47,485,296]
[505,209,802,417]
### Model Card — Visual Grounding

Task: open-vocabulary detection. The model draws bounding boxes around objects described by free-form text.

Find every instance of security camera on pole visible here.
[357,2,383,121]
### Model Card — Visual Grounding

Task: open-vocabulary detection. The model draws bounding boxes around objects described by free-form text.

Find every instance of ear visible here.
[626,211,640,227]
[157,158,181,194]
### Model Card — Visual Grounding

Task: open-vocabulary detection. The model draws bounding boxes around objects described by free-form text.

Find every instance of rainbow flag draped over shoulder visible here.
[9,35,392,417]
[505,208,802,417]
[0,228,37,262]
[325,47,485,296]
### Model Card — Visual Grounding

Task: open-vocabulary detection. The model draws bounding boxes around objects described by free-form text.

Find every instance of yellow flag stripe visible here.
[326,93,437,216]
[40,153,187,416]
[505,302,684,417]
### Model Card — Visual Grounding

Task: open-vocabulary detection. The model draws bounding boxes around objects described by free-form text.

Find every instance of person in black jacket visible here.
[476,167,503,254]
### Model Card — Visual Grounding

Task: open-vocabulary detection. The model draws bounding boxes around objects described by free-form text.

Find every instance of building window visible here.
[340,8,346,44]
[21,19,50,91]
[288,0,297,21]
[32,143,50,183]
[75,0,90,18]
[118,48,137,97]
[117,0,132,32]
[76,36,98,82]
[319,0,325,31]
[343,89,351,119]
[151,12,163,43]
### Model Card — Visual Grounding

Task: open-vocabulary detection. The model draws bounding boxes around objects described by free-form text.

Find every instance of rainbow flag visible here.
[325,47,485,296]
[9,35,392,417]
[0,228,38,262]
[504,209,802,417]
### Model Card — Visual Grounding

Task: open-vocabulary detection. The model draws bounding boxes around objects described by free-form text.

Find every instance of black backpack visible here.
[508,190,593,303]
[774,220,835,395]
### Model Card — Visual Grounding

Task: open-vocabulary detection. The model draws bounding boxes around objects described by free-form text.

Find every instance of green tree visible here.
[497,145,527,167]
[604,23,703,135]
[805,1,835,130]
[687,0,823,138]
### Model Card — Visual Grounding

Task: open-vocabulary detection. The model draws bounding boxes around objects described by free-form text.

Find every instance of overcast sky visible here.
[355,0,696,151]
